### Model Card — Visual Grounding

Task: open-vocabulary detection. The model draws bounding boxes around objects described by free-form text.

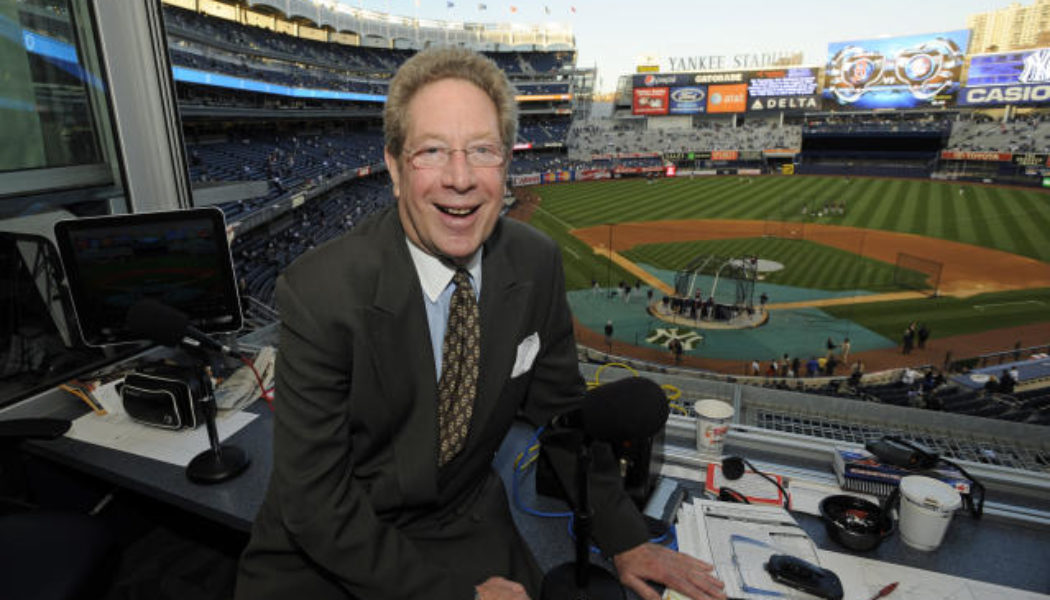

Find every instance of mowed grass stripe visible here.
[928,183,950,240]
[993,191,1040,260]
[1013,192,1050,247]
[859,179,902,232]
[979,187,1023,254]
[841,178,889,229]
[964,187,998,249]
[904,181,929,235]
[532,177,1050,263]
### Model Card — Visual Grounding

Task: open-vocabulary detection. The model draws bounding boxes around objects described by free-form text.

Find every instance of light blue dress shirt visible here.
[405,239,483,379]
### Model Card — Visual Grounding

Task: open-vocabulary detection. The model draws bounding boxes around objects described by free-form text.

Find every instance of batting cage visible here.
[893,252,943,297]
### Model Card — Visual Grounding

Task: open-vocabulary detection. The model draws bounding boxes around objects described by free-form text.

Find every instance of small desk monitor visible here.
[54,207,242,346]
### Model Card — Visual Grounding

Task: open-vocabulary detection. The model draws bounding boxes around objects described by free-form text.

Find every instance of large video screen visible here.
[747,67,821,113]
[824,30,970,109]
[959,48,1050,106]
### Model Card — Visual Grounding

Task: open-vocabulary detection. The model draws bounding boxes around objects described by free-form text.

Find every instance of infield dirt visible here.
[571,219,1050,298]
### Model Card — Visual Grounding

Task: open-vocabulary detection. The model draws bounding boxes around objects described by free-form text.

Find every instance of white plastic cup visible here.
[898,475,962,551]
[694,399,734,457]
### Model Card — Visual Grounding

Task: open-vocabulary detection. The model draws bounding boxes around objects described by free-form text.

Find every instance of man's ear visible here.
[384,148,401,198]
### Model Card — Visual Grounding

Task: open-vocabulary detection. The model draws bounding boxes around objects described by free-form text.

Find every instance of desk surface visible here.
[4,387,271,533]
[5,392,1049,596]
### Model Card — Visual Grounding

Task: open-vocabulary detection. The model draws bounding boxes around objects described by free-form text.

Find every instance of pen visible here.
[868,581,898,600]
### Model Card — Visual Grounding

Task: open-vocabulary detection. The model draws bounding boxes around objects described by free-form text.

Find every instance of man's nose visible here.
[442,150,475,190]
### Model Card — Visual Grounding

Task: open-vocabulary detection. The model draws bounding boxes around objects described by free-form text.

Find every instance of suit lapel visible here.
[363,212,439,505]
[472,221,531,440]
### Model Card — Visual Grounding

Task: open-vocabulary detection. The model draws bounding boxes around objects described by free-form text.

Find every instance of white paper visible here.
[66,409,257,467]
[817,549,1050,600]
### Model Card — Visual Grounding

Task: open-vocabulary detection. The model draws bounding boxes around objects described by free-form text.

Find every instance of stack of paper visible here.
[670,499,821,600]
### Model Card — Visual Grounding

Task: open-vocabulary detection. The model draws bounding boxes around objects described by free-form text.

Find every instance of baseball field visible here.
[515,175,1050,369]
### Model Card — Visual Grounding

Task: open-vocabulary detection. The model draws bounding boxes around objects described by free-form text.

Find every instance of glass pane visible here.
[0,0,103,172]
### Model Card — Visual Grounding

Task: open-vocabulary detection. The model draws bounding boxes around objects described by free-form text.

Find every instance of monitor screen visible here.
[54,208,242,346]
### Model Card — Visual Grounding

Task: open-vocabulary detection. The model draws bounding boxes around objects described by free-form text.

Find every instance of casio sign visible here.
[963,84,1050,105]
[671,87,705,102]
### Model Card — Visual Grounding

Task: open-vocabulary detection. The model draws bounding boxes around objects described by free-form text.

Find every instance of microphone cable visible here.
[512,424,680,548]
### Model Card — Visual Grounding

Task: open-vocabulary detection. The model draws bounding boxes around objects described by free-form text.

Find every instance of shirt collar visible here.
[405,238,483,303]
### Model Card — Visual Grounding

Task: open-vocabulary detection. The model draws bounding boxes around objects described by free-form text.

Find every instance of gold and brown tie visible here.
[437,268,480,467]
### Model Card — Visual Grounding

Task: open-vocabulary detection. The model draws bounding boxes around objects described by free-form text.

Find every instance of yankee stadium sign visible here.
[667,51,801,72]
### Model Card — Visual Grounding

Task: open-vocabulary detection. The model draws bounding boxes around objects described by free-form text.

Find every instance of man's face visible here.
[386,78,506,265]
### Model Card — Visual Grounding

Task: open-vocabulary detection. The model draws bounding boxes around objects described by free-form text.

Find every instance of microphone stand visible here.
[541,437,625,600]
[186,360,250,484]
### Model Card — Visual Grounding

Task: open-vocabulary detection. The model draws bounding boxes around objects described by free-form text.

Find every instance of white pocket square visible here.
[511,332,540,378]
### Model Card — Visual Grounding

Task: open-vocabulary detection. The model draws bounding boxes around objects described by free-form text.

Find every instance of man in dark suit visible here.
[235,47,724,600]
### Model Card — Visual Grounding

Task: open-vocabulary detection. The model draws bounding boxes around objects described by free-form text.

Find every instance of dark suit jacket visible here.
[235,207,648,599]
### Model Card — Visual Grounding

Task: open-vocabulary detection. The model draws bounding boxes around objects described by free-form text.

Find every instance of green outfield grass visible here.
[534,176,1050,263]
[527,206,636,291]
[823,287,1050,340]
[622,237,921,292]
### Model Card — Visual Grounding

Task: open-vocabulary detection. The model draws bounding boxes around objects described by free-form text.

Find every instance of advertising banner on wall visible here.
[632,73,699,87]
[939,151,1012,161]
[748,95,821,112]
[707,84,747,113]
[575,169,612,181]
[510,173,541,186]
[669,86,707,114]
[633,87,670,115]
[824,29,970,109]
[958,48,1050,106]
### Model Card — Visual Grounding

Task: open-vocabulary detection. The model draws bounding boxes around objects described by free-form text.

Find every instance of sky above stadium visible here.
[350,0,1020,92]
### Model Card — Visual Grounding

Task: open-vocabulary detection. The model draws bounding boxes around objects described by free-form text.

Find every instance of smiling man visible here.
[235,47,724,600]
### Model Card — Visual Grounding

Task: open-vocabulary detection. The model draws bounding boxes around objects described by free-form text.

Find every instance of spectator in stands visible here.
[999,369,1016,394]
[236,48,726,600]
[806,356,819,377]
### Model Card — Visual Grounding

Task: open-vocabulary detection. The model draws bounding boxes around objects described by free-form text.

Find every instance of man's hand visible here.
[613,542,726,600]
[475,576,530,600]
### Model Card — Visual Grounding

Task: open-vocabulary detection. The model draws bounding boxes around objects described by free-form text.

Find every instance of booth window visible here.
[1,0,128,409]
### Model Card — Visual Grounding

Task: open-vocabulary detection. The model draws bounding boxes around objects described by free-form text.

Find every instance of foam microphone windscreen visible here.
[722,456,746,480]
[580,377,669,442]
[125,298,190,346]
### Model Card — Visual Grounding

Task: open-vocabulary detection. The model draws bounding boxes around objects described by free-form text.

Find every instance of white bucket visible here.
[694,399,734,457]
[898,475,962,551]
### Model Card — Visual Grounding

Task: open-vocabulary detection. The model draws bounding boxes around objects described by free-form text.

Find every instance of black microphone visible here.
[578,377,669,442]
[126,299,242,358]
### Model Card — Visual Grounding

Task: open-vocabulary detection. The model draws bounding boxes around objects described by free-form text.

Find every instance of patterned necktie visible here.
[437,268,480,467]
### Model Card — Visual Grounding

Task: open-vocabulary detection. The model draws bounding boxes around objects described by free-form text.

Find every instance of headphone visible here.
[719,456,792,510]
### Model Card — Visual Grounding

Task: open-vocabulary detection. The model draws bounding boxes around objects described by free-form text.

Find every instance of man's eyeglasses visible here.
[405,144,506,169]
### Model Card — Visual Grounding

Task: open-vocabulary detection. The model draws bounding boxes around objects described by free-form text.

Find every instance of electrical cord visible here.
[512,424,679,547]
[240,355,274,410]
